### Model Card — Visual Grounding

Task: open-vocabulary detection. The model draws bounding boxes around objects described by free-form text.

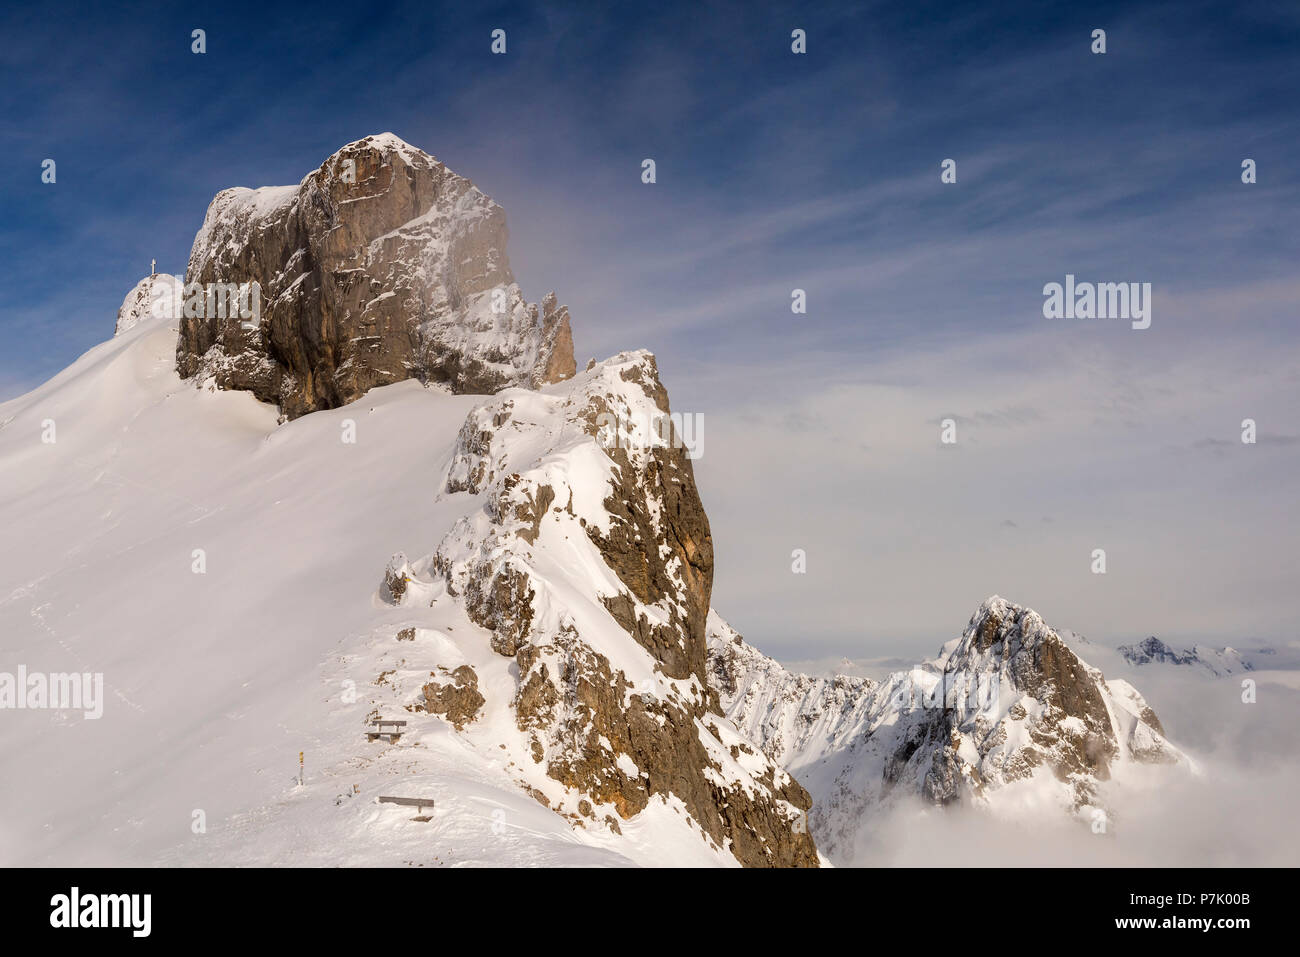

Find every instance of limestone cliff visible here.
[385,352,819,866]
[177,133,575,418]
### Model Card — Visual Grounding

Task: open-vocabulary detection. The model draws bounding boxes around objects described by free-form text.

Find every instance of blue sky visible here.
[3,0,1299,657]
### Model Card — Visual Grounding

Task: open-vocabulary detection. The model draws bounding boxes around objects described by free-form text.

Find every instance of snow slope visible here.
[0,311,756,866]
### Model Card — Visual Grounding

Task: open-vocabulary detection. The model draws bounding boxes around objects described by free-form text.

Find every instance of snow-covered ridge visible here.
[1118,636,1255,676]
[115,273,182,336]
[0,304,821,866]
[379,350,821,866]
[14,134,1207,870]
[708,596,1191,863]
[707,611,878,770]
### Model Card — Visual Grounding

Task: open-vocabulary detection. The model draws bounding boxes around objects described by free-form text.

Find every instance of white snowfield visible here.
[0,312,752,867]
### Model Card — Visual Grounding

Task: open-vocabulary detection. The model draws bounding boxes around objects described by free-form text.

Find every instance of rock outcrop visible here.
[709,596,1189,863]
[176,133,575,419]
[388,351,818,866]
[417,665,484,730]
[116,273,182,336]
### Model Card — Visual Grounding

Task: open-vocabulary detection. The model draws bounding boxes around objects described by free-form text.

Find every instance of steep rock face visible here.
[709,597,1188,863]
[176,133,575,419]
[388,351,817,866]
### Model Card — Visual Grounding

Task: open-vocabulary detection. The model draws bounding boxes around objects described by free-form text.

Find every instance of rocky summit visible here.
[176,133,575,419]
[385,351,819,867]
[709,596,1189,863]
[115,272,181,336]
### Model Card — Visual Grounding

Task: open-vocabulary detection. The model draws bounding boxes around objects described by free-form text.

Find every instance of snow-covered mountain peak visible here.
[339,131,433,165]
[708,597,1191,864]
[1118,636,1256,676]
[939,595,1092,693]
[949,594,1049,654]
[115,272,182,336]
[3,129,1207,870]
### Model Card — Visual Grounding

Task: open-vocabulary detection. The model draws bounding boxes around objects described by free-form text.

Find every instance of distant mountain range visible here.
[1118,636,1257,677]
